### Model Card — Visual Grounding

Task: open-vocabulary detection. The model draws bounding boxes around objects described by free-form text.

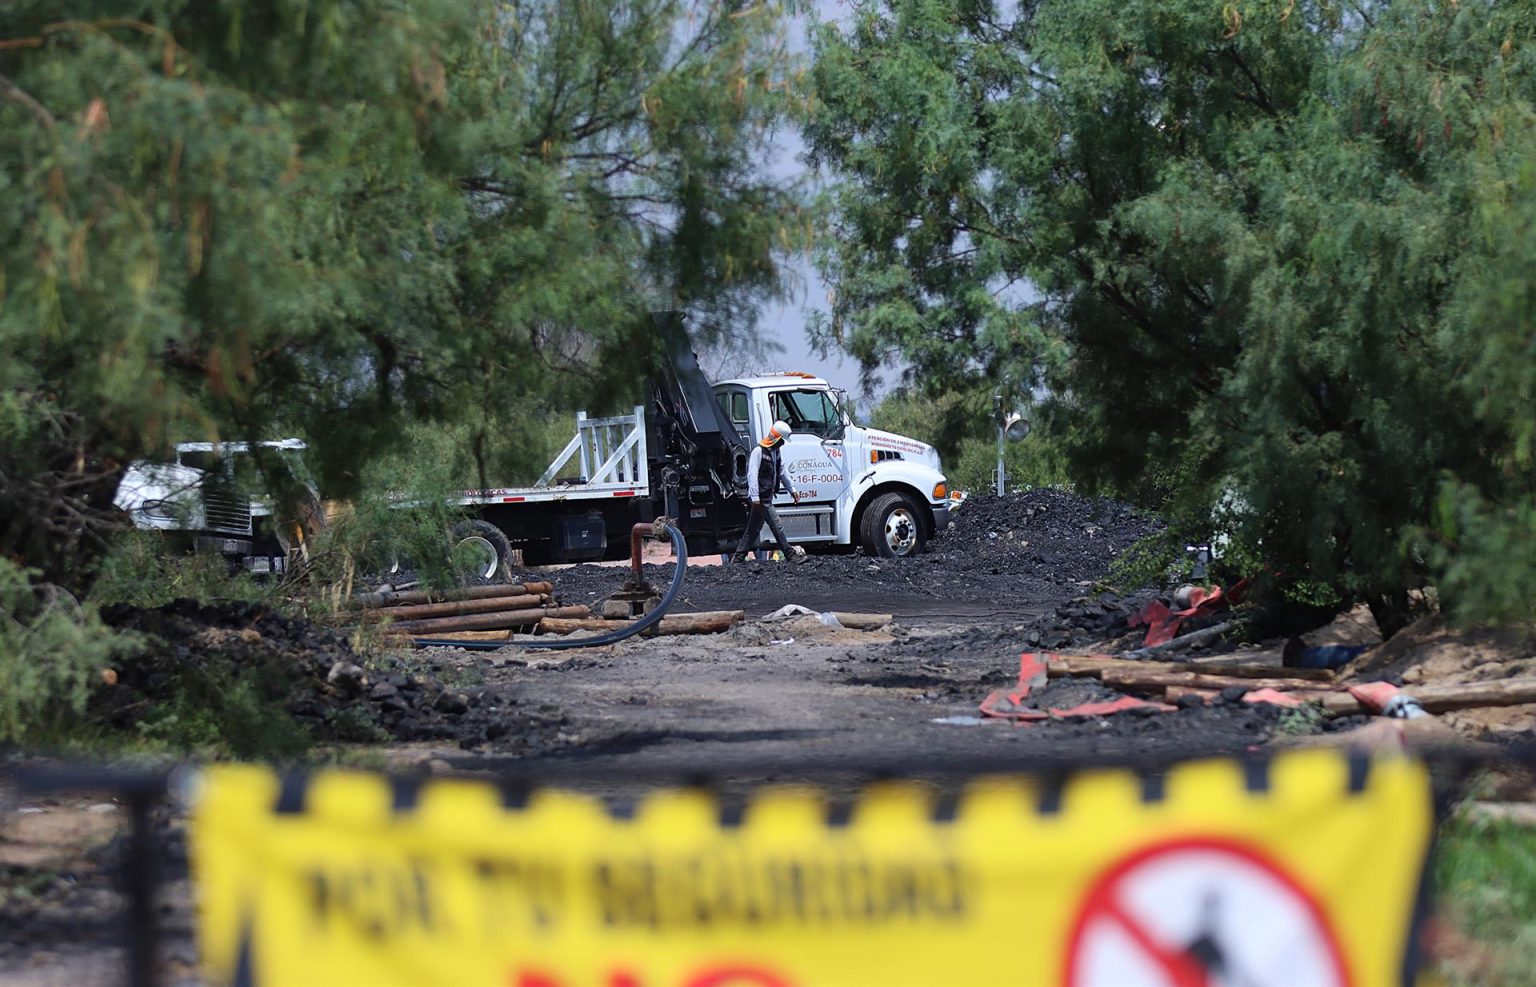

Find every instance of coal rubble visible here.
[1009,592,1165,652]
[97,600,560,752]
[549,488,1162,610]
[932,488,1160,583]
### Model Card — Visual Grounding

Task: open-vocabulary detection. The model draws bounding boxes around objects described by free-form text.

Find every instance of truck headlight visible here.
[139,499,180,520]
[932,482,947,500]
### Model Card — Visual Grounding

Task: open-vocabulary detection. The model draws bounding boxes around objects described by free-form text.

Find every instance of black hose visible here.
[410,523,689,651]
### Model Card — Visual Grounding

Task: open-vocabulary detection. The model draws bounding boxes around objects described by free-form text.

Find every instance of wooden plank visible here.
[539,610,746,636]
[1162,687,1221,705]
[1417,678,1536,710]
[390,604,590,635]
[1317,678,1536,715]
[1100,668,1345,693]
[827,612,894,630]
[384,629,514,643]
[1046,655,1335,682]
[1179,677,1536,716]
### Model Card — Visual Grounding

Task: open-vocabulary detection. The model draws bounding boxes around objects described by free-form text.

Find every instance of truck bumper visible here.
[194,535,253,557]
[929,502,952,532]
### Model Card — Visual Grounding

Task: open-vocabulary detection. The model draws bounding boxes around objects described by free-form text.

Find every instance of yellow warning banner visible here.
[191,748,1433,987]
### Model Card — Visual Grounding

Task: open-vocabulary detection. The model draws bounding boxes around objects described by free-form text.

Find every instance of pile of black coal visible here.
[96,601,559,754]
[932,489,1160,580]
[545,488,1163,611]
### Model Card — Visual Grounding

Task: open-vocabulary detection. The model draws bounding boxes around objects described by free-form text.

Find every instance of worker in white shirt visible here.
[730,421,808,564]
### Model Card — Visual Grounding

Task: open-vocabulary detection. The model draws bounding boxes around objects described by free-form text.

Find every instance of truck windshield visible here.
[770,389,844,440]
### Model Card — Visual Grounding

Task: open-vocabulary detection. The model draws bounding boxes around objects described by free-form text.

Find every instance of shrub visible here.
[91,531,276,610]
[0,559,140,745]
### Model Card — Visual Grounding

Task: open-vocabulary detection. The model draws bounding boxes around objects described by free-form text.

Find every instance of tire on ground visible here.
[450,519,515,581]
[859,491,928,558]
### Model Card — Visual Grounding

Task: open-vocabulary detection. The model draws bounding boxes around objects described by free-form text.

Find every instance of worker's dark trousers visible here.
[732,502,794,560]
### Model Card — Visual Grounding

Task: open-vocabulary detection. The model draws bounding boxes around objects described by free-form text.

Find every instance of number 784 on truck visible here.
[449,341,953,571]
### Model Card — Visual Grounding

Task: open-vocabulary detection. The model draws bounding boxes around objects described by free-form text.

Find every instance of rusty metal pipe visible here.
[390,604,590,635]
[630,522,651,581]
[415,519,684,651]
[358,593,550,622]
[353,581,553,608]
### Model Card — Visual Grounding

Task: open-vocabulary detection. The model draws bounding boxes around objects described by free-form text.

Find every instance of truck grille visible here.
[202,491,252,536]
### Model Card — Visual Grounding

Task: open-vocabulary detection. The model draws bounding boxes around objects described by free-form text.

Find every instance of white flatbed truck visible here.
[449,345,952,569]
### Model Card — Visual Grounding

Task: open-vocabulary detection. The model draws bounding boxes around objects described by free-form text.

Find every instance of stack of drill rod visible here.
[350,582,589,642]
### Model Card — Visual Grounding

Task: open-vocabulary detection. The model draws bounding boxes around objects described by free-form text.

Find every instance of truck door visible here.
[767,388,849,505]
[713,385,752,488]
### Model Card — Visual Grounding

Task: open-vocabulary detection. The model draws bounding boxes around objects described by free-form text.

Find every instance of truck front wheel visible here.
[451,520,514,581]
[860,492,927,558]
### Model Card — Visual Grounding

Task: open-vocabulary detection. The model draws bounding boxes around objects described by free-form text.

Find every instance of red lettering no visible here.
[515,966,792,987]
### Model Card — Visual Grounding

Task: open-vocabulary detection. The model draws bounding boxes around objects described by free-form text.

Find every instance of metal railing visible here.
[535,406,648,492]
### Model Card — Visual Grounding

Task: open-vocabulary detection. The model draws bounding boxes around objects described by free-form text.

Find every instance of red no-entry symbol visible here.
[1064,837,1351,987]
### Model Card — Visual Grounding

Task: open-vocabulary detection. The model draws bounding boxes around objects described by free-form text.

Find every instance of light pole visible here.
[994,393,1004,496]
[995,401,1029,496]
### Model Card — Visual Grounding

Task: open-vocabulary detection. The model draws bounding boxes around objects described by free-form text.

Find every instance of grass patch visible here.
[129,671,313,760]
[1431,810,1536,986]
[1273,701,1326,736]
[92,531,278,610]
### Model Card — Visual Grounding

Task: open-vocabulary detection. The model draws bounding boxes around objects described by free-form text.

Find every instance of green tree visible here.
[807,0,1536,630]
[868,384,1071,493]
[0,1,807,589]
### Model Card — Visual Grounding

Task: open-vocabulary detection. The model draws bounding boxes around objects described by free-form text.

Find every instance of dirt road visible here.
[411,563,1286,801]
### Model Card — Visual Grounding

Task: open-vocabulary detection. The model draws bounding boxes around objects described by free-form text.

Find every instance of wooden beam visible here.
[1100,668,1345,693]
[826,612,894,630]
[1317,678,1536,715]
[1045,655,1335,682]
[384,629,515,644]
[390,604,590,635]
[539,610,745,636]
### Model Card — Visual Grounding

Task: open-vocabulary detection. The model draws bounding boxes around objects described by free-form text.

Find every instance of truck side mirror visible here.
[829,390,851,440]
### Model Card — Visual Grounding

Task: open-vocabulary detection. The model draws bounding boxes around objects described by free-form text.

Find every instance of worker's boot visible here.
[729,553,747,564]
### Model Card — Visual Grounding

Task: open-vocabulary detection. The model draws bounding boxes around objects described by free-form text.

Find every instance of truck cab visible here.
[114,439,317,574]
[713,374,951,557]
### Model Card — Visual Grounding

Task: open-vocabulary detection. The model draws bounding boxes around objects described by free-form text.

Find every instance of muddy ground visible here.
[0,490,1521,983]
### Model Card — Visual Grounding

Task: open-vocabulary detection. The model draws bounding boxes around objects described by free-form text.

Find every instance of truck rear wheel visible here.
[860,492,927,558]
[451,520,513,581]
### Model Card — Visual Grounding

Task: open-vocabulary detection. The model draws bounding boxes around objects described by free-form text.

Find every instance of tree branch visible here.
[0,72,55,128]
[1220,48,1278,118]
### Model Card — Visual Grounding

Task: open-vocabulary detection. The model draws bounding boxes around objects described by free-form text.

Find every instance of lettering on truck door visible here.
[768,388,849,505]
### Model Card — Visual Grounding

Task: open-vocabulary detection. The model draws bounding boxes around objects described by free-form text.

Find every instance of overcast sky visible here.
[745,1,859,393]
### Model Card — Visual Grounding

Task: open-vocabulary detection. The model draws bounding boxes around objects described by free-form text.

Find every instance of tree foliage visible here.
[0,0,807,588]
[807,0,1536,627]
[868,383,1071,493]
